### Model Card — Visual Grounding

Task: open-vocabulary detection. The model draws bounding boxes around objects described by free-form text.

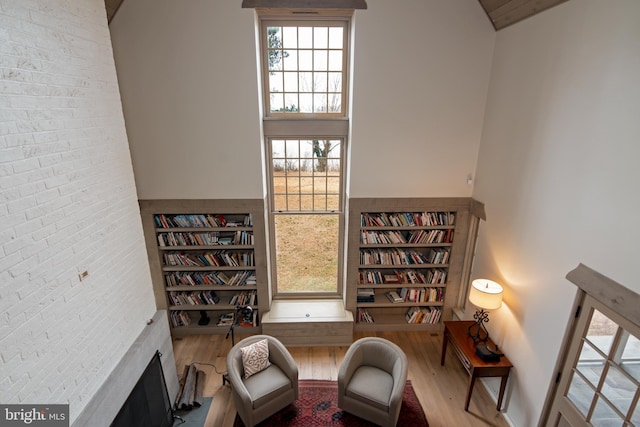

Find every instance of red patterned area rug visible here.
[233,379,429,427]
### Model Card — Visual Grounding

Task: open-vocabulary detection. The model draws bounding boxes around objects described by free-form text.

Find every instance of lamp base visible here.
[467,309,490,344]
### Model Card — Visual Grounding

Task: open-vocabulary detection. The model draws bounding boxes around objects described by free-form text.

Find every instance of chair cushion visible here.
[345,365,393,412]
[244,364,292,409]
[240,338,271,379]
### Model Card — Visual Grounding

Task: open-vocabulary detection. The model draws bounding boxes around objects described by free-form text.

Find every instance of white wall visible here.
[471,1,640,425]
[110,0,495,200]
[0,0,159,423]
[110,0,264,200]
[350,0,495,197]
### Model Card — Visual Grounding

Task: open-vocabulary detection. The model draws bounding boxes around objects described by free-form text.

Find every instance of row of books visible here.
[216,310,259,327]
[386,287,444,303]
[355,307,442,324]
[408,229,453,244]
[405,306,442,324]
[357,308,374,323]
[170,310,260,328]
[358,268,448,285]
[163,251,255,267]
[154,213,252,229]
[170,311,192,328]
[168,291,221,306]
[361,212,455,227]
[360,230,406,245]
[360,249,443,266]
[168,290,258,307]
[229,291,257,306]
[165,271,256,287]
[426,248,450,264]
[360,229,453,245]
[158,230,253,247]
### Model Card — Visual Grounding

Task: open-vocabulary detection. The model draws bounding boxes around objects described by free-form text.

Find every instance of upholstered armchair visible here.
[226,335,298,427]
[338,337,408,427]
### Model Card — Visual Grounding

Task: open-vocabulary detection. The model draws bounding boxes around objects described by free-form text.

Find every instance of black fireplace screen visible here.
[110,350,173,427]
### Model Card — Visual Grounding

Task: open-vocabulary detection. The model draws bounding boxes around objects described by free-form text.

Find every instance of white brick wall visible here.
[0,0,158,422]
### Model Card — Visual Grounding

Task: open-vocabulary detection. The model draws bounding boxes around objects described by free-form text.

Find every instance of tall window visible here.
[259,12,351,296]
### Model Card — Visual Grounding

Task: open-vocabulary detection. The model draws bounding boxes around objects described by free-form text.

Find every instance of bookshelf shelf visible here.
[347,198,484,332]
[165,285,258,291]
[162,266,256,271]
[168,304,258,311]
[158,245,254,251]
[357,264,450,268]
[170,325,261,336]
[140,199,268,337]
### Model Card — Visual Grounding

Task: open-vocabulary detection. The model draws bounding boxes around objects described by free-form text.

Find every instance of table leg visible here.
[465,370,477,411]
[440,332,449,366]
[497,374,508,411]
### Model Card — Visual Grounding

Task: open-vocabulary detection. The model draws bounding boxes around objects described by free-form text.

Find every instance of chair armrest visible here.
[338,343,364,392]
[226,347,253,408]
[268,337,299,385]
[388,354,409,414]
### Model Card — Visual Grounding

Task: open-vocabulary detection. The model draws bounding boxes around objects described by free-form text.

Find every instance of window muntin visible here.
[263,20,348,116]
[564,307,640,425]
[269,137,343,294]
[270,138,342,212]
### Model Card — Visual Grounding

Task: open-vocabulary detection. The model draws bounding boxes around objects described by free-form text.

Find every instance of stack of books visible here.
[357,288,375,303]
[385,290,403,303]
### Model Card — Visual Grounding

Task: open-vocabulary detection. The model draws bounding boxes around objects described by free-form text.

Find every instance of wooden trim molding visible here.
[470,198,486,221]
[242,0,367,9]
[565,263,640,327]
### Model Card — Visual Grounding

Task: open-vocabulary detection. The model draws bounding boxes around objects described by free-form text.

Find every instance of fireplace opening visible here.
[110,350,174,427]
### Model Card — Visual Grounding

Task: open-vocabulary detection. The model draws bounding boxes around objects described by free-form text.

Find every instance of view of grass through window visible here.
[275,214,339,292]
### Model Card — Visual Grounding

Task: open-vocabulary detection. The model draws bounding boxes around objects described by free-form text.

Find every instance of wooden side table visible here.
[441,320,513,411]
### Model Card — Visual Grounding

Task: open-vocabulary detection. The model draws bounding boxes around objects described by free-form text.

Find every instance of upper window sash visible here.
[258,16,350,119]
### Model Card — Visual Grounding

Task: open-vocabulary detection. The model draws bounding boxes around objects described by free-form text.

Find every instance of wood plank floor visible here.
[172,330,511,427]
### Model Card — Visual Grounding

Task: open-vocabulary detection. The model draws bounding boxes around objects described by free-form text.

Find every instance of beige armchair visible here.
[226,335,298,427]
[338,337,408,427]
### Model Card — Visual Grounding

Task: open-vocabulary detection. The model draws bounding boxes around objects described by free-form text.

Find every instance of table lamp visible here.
[468,278,503,343]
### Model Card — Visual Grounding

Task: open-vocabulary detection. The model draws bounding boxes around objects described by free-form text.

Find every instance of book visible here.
[385,291,403,303]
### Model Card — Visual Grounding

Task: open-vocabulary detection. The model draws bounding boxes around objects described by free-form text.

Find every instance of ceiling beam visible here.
[242,0,367,9]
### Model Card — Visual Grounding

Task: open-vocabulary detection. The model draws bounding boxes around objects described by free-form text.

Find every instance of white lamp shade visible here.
[468,279,503,310]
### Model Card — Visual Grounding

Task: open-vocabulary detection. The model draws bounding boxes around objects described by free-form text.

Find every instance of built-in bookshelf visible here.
[347,198,484,332]
[140,200,268,337]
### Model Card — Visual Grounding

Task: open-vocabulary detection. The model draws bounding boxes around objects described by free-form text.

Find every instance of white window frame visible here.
[258,11,351,120]
[257,10,352,298]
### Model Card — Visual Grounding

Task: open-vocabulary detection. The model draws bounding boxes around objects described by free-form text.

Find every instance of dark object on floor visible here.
[233,379,428,427]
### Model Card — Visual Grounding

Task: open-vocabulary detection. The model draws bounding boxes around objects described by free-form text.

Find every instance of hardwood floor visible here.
[172,330,511,427]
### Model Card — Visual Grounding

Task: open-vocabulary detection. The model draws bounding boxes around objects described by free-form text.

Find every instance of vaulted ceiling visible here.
[477,0,569,30]
[104,0,570,31]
